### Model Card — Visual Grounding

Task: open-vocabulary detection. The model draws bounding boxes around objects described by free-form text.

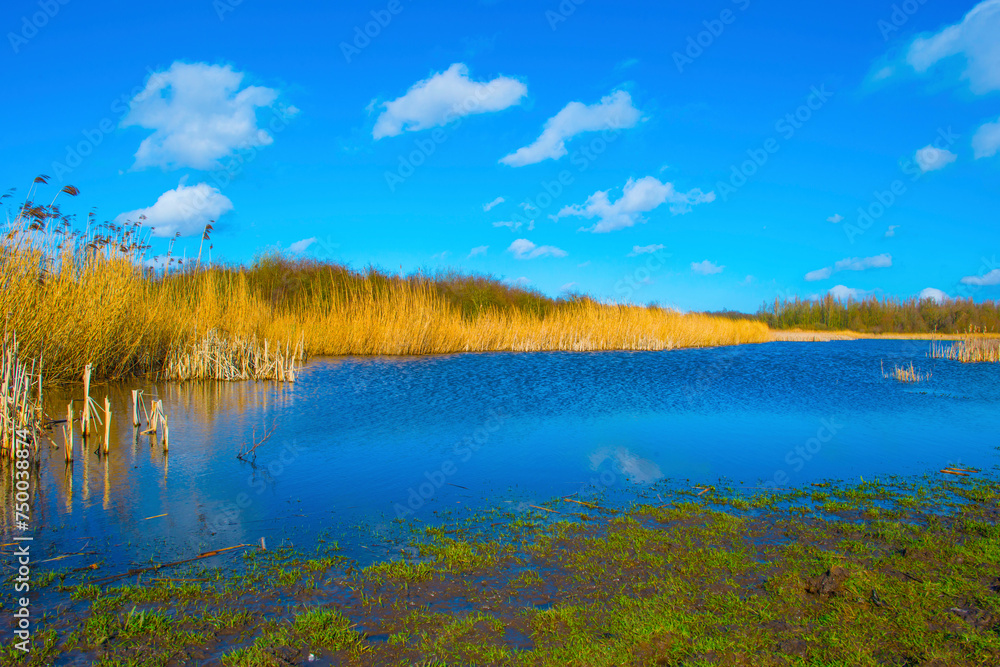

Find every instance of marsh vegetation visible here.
[930,335,1000,364]
[0,181,767,386]
[3,476,998,666]
[882,361,932,383]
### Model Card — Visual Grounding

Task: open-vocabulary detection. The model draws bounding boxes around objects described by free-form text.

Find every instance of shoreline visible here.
[5,471,998,665]
[769,329,1000,342]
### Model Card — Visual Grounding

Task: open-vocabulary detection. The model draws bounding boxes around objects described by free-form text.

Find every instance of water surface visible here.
[4,340,999,575]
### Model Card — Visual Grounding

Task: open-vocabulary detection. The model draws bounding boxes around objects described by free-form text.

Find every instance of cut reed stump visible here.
[162,331,304,382]
[131,390,140,427]
[1,330,43,458]
[162,414,169,453]
[64,403,73,462]
[102,396,111,455]
[141,400,161,436]
[81,363,92,437]
[141,399,169,451]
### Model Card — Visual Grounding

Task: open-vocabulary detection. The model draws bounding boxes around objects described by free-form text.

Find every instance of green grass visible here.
[5,474,1000,666]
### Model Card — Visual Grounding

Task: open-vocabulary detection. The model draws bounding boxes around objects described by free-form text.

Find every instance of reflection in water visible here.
[590,447,664,485]
[0,340,998,575]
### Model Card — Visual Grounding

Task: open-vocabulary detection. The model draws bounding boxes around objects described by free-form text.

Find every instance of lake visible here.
[5,339,1000,574]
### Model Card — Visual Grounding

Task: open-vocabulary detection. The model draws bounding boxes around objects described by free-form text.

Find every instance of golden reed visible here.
[882,361,931,383]
[1,179,769,384]
[0,330,42,458]
[929,331,1000,364]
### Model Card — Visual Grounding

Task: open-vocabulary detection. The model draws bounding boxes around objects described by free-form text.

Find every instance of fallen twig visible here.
[562,497,599,509]
[38,552,97,563]
[89,544,252,585]
[237,420,276,464]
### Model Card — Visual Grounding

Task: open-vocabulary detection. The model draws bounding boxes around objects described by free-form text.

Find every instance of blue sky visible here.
[2,0,999,312]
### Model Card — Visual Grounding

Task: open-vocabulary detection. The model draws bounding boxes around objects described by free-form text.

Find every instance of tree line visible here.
[753,295,1000,334]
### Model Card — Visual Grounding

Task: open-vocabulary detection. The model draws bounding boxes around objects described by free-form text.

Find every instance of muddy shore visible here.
[2,473,999,666]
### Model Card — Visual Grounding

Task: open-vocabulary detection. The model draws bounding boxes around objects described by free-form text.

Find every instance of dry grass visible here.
[0,181,770,384]
[929,333,1000,363]
[0,330,42,458]
[163,330,304,382]
[882,361,931,383]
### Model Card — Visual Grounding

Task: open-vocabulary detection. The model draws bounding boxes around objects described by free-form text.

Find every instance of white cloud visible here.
[121,62,287,170]
[919,287,950,303]
[143,256,172,270]
[827,213,843,223]
[577,261,591,268]
[906,0,1000,94]
[628,243,665,256]
[873,65,896,80]
[836,254,893,271]
[493,220,523,231]
[115,182,233,237]
[288,237,316,254]
[468,245,488,258]
[431,251,449,261]
[885,225,899,238]
[805,254,893,281]
[691,260,724,275]
[961,268,1000,285]
[972,115,1000,158]
[915,145,958,172]
[560,282,578,292]
[482,196,505,212]
[804,267,833,281]
[371,63,527,139]
[507,238,567,260]
[741,275,754,286]
[505,276,532,287]
[499,90,641,166]
[828,285,868,301]
[555,176,715,233]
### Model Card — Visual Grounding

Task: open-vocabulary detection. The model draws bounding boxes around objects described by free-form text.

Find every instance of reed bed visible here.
[0,331,42,458]
[187,266,770,356]
[882,361,931,383]
[163,331,304,382]
[929,335,1000,363]
[0,180,770,384]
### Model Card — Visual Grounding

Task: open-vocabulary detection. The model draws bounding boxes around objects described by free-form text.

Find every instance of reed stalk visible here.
[131,390,140,427]
[142,401,162,436]
[64,402,73,462]
[103,396,111,455]
[929,333,1000,363]
[0,330,42,459]
[882,360,931,383]
[1,181,771,386]
[81,363,91,436]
